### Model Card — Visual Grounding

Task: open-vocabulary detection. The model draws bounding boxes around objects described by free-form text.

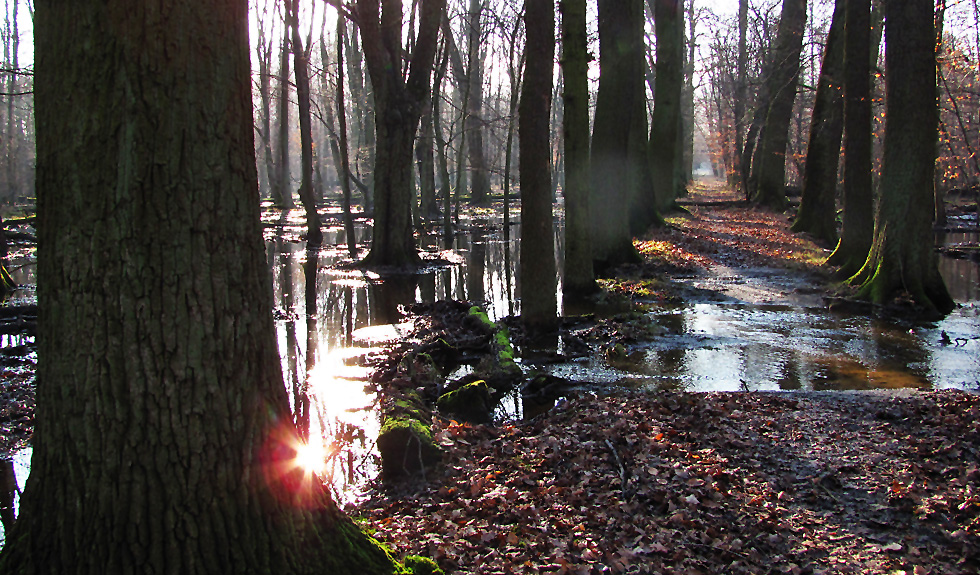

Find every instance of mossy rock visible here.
[376,416,442,478]
[437,380,493,424]
[403,555,445,575]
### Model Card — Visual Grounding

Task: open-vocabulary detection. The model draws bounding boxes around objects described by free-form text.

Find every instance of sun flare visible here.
[293,440,327,475]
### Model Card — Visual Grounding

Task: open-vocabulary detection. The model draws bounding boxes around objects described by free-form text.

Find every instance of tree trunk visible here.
[465,0,490,206]
[590,0,645,273]
[649,0,685,212]
[560,0,597,298]
[256,22,279,203]
[751,0,807,210]
[520,0,557,336]
[356,0,445,269]
[826,0,875,276]
[793,0,844,245]
[850,0,954,315]
[736,0,748,196]
[287,0,323,246]
[1,2,400,572]
[277,33,294,209]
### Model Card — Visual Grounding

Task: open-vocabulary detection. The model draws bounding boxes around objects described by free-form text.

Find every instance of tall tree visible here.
[520,0,557,335]
[750,0,807,209]
[465,0,491,206]
[850,0,954,315]
[276,29,295,209]
[826,0,874,276]
[735,0,749,196]
[793,0,845,245]
[649,0,685,212]
[2,0,400,572]
[560,0,597,298]
[590,0,646,272]
[356,0,445,268]
[286,0,324,246]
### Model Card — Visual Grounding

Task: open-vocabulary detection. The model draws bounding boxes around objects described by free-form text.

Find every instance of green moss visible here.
[437,380,492,424]
[377,415,442,477]
[468,305,495,328]
[403,555,445,575]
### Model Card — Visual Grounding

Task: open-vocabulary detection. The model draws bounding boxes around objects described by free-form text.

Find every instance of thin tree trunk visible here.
[793,0,844,245]
[751,0,807,210]
[287,0,323,246]
[277,33,294,209]
[827,0,874,276]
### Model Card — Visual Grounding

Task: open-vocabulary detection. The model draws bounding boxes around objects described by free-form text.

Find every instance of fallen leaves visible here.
[359,390,980,574]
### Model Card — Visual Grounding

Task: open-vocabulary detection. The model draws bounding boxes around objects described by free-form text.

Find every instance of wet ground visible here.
[0,185,977,519]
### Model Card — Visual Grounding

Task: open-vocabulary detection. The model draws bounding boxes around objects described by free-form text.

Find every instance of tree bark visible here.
[520,0,557,336]
[850,0,954,315]
[560,0,597,298]
[1,1,400,572]
[465,0,491,206]
[356,0,445,269]
[650,0,685,212]
[750,0,807,210]
[826,0,874,275]
[590,0,645,273]
[793,0,844,245]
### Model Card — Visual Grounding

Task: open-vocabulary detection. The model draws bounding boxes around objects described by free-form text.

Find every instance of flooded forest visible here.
[0,0,978,573]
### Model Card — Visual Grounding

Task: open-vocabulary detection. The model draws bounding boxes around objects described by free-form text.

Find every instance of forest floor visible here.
[358,181,980,574]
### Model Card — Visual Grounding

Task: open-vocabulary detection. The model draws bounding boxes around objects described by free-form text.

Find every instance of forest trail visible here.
[358,179,980,574]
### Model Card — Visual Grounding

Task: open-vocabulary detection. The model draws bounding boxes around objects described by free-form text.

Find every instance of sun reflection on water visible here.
[301,348,381,503]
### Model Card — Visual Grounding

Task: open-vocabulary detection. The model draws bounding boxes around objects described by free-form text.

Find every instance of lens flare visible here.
[293,440,327,476]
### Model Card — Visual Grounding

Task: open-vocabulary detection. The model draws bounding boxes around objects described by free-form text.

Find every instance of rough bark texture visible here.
[826,0,874,276]
[750,0,807,210]
[560,0,597,298]
[650,0,685,212]
[793,0,845,245]
[520,0,558,335]
[0,2,400,573]
[357,0,445,268]
[851,0,954,315]
[590,0,644,273]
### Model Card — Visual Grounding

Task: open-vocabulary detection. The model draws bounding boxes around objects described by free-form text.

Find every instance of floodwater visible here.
[268,206,979,501]
[0,203,977,520]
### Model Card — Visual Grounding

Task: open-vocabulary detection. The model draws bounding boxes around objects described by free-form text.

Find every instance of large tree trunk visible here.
[826,0,875,276]
[590,0,645,273]
[1,1,399,573]
[520,0,557,336]
[356,0,445,269]
[793,0,844,245]
[750,0,807,210]
[560,0,596,298]
[850,0,954,316]
[649,0,685,212]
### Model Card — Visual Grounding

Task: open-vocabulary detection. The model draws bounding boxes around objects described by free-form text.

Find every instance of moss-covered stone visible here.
[437,380,493,424]
[403,555,445,575]
[376,416,442,478]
